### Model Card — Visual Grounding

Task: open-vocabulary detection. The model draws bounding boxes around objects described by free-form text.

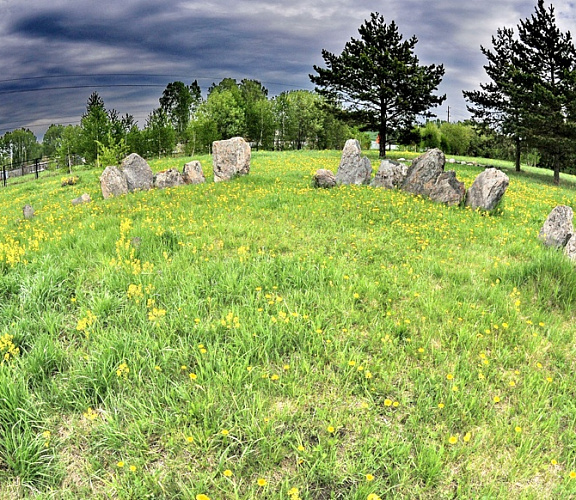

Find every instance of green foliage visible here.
[311,12,445,158]
[420,121,441,149]
[464,0,576,182]
[0,128,42,166]
[96,132,129,167]
[80,92,111,164]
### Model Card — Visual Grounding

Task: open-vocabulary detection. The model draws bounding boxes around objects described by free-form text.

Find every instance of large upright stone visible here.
[182,161,206,185]
[336,139,372,185]
[313,169,337,189]
[120,153,153,192]
[154,169,184,189]
[429,171,466,206]
[466,168,510,211]
[212,137,251,182]
[100,166,128,199]
[371,160,407,189]
[402,149,446,197]
[539,205,574,248]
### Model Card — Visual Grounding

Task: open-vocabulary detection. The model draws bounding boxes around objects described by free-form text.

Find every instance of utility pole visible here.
[447,106,451,123]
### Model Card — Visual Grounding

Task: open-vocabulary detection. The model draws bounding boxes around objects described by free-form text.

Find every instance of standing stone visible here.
[565,234,576,261]
[212,137,251,182]
[335,139,372,185]
[313,169,337,188]
[100,166,128,199]
[154,169,184,189]
[429,171,466,206]
[120,153,153,191]
[401,149,446,197]
[23,204,34,219]
[182,161,206,184]
[71,193,92,206]
[371,160,407,189]
[466,168,510,211]
[539,205,574,248]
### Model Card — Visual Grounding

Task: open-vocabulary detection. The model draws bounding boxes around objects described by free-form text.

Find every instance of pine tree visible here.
[463,28,525,171]
[310,13,445,158]
[515,0,576,184]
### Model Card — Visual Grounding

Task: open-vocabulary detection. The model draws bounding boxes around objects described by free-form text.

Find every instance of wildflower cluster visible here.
[0,333,19,363]
[76,310,96,335]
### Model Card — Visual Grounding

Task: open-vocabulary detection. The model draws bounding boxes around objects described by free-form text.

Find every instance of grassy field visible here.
[1,149,576,499]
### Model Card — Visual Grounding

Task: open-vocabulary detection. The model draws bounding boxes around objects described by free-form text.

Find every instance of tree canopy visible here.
[310,12,445,158]
[464,0,576,183]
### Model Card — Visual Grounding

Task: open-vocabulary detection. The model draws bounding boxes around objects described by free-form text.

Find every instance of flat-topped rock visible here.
[371,159,407,189]
[154,169,184,189]
[212,137,251,182]
[183,161,205,184]
[313,169,337,188]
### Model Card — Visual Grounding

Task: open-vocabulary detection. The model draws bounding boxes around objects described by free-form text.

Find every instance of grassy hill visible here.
[1,150,576,499]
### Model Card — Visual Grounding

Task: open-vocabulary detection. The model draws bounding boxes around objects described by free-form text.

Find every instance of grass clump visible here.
[0,150,576,498]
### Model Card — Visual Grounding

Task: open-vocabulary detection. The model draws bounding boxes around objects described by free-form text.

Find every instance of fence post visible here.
[35,158,39,179]
[2,165,5,187]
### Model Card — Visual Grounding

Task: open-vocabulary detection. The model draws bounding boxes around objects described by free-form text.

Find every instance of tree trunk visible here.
[379,122,387,158]
[514,137,521,172]
[554,165,560,185]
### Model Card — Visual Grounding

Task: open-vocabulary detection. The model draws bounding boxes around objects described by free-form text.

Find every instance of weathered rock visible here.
[466,168,510,211]
[429,171,466,206]
[101,166,128,199]
[539,205,574,248]
[371,160,407,189]
[71,193,91,206]
[212,137,251,182]
[182,161,205,185]
[565,234,576,261]
[120,153,153,191]
[154,169,184,189]
[335,139,372,185]
[402,149,446,197]
[23,204,34,219]
[313,169,337,188]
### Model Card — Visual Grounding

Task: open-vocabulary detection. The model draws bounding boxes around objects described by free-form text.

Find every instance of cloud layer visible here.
[0,0,574,138]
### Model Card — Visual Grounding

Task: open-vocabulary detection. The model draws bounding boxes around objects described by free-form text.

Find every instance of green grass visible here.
[1,150,576,498]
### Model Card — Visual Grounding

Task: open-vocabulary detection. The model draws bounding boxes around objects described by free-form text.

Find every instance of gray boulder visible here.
[182,161,205,184]
[565,234,576,261]
[120,153,153,191]
[466,168,510,211]
[212,137,251,182]
[313,169,337,188]
[429,171,466,206]
[371,159,407,189]
[100,166,128,199]
[23,204,34,220]
[402,149,446,197]
[336,139,372,185]
[539,205,574,248]
[154,169,184,189]
[71,193,91,206]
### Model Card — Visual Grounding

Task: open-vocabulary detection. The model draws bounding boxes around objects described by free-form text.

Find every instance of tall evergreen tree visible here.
[463,28,525,171]
[310,12,445,158]
[516,0,576,183]
[80,92,111,165]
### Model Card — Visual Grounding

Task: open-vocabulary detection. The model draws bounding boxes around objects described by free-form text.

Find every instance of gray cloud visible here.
[0,0,573,137]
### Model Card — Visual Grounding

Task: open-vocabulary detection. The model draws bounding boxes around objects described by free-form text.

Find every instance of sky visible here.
[1,0,575,140]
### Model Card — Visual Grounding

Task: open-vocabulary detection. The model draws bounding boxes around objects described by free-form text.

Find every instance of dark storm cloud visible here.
[0,0,575,137]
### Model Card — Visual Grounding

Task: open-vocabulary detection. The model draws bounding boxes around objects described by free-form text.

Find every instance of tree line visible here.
[1,1,574,184]
[0,79,371,170]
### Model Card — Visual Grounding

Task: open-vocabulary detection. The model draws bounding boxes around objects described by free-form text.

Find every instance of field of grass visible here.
[1,149,576,499]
